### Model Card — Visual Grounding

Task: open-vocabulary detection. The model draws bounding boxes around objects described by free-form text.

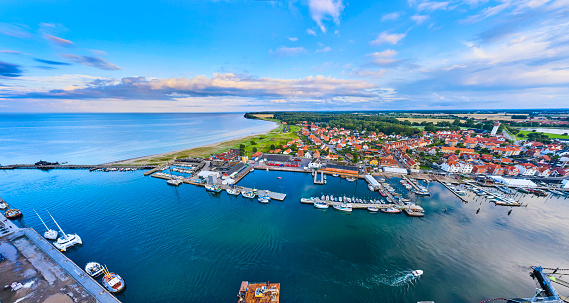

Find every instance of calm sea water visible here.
[2,168,568,302]
[0,113,276,165]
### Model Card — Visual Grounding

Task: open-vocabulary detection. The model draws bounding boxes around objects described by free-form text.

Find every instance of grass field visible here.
[251,114,274,119]
[455,114,514,120]
[396,117,462,123]
[517,130,569,140]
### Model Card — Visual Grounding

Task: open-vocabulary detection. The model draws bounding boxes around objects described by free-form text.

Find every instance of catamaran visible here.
[85,262,105,277]
[48,211,82,252]
[102,266,126,293]
[34,209,58,240]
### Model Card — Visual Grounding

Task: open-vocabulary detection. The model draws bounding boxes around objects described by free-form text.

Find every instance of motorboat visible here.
[314,201,329,209]
[277,177,282,179]
[85,262,104,277]
[380,207,401,214]
[48,212,82,252]
[34,210,58,240]
[205,184,222,193]
[258,196,270,204]
[368,184,375,191]
[332,174,339,177]
[226,188,241,196]
[0,198,6,210]
[346,177,357,182]
[454,188,466,196]
[4,206,23,220]
[242,191,256,199]
[378,190,387,197]
[102,268,126,293]
[167,179,182,186]
[412,270,423,277]
[367,207,379,212]
[333,203,352,212]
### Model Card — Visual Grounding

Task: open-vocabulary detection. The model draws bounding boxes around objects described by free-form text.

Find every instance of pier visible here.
[0,213,121,303]
[300,197,424,211]
[440,182,469,203]
[313,171,326,185]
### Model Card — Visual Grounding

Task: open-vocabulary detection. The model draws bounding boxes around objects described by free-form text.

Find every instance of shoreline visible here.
[106,120,279,165]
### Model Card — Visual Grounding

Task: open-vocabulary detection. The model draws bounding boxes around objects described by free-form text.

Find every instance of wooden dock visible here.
[238,281,279,303]
[440,182,468,203]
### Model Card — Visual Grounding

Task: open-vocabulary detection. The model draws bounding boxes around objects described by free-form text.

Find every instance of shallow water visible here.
[2,169,568,302]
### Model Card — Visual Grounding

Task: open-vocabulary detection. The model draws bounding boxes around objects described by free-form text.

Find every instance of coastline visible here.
[106,120,279,165]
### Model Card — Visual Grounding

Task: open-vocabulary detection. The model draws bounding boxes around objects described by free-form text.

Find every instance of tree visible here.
[252,147,257,152]
[270,144,275,150]
[425,123,436,132]
[455,149,461,155]
[518,133,525,137]
[452,118,461,126]
[239,144,245,149]
[250,140,256,145]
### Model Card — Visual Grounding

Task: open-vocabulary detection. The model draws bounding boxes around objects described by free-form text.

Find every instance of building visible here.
[491,122,500,136]
[515,163,538,176]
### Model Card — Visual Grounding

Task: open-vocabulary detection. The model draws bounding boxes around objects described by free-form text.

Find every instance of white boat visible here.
[167,179,182,186]
[0,199,6,210]
[314,201,329,209]
[346,177,357,182]
[258,196,270,204]
[34,210,58,240]
[368,184,375,192]
[205,184,222,193]
[333,203,352,212]
[412,270,423,277]
[226,188,241,196]
[332,174,339,177]
[242,191,256,199]
[85,262,105,277]
[48,212,82,252]
[367,207,379,212]
[380,207,401,214]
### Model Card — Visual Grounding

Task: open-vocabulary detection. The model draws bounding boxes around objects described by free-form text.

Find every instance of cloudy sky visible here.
[1,0,568,112]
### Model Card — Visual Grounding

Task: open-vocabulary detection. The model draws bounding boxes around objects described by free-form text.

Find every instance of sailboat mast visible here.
[34,209,50,231]
[47,211,68,239]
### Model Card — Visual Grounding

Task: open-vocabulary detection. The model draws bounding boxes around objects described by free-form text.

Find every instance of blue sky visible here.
[1,0,568,112]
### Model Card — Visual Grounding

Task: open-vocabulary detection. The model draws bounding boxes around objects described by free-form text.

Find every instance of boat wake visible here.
[357,270,423,289]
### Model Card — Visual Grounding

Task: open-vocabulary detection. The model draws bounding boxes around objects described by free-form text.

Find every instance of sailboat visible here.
[48,211,82,252]
[0,197,7,210]
[101,265,126,293]
[35,209,58,240]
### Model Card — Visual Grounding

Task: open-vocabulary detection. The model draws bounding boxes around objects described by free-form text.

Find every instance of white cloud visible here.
[308,0,344,33]
[366,49,399,65]
[287,36,298,42]
[306,28,317,36]
[370,32,406,46]
[417,1,449,11]
[382,12,401,21]
[349,69,387,78]
[315,46,332,53]
[411,14,430,24]
[271,46,307,58]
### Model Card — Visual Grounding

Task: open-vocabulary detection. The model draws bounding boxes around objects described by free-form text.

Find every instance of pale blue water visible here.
[1,169,568,302]
[0,113,276,165]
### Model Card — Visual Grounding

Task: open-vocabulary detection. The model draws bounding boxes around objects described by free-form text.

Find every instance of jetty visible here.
[440,182,468,203]
[313,171,326,185]
[0,212,121,303]
[238,281,280,303]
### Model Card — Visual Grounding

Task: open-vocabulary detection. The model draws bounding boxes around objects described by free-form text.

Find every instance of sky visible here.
[1,0,568,112]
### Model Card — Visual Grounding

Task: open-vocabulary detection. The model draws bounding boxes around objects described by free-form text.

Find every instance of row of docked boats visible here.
[34,210,82,251]
[207,185,272,204]
[304,195,408,214]
[401,179,431,196]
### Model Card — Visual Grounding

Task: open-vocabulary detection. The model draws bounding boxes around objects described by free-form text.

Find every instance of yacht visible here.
[314,201,329,209]
[412,270,423,277]
[226,188,241,196]
[380,207,401,214]
[48,212,82,252]
[102,267,126,293]
[333,203,352,212]
[205,184,222,193]
[85,262,104,277]
[167,179,182,186]
[34,210,58,240]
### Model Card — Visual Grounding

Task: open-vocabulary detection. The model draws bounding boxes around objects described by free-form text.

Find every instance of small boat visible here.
[4,204,23,220]
[48,211,82,252]
[226,188,241,196]
[102,267,126,293]
[380,207,401,214]
[242,191,256,199]
[332,174,339,177]
[205,184,222,193]
[333,203,352,212]
[346,177,357,182]
[367,207,379,212]
[167,179,182,186]
[34,210,58,240]
[412,270,423,277]
[533,189,547,197]
[378,190,387,197]
[85,262,105,277]
[0,198,7,210]
[368,184,375,192]
[517,187,530,194]
[277,177,282,179]
[258,196,270,204]
[314,201,329,209]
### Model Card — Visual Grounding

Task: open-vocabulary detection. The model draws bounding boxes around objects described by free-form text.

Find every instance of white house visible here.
[441,161,473,174]
[308,160,321,169]
[515,163,538,176]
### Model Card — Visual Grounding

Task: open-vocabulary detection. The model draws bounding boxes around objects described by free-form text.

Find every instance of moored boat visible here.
[48,211,82,252]
[34,209,58,240]
[258,196,270,204]
[333,203,352,212]
[102,267,126,293]
[380,207,401,214]
[378,190,387,197]
[205,184,222,193]
[332,173,339,177]
[85,262,105,277]
[242,191,256,199]
[314,201,329,209]
[226,188,241,196]
[367,207,379,212]
[167,179,182,186]
[0,198,7,210]
[517,187,530,194]
[346,177,357,182]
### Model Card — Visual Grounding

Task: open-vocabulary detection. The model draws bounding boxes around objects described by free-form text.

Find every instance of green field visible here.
[517,130,569,140]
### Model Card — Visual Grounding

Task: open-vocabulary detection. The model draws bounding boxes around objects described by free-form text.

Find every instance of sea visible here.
[1,113,568,303]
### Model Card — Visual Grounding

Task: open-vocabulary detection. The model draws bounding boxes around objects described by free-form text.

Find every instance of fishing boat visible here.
[102,266,126,293]
[346,177,357,182]
[367,207,379,212]
[333,203,352,212]
[242,191,256,199]
[226,188,240,196]
[314,201,329,209]
[4,201,23,220]
[412,270,423,277]
[49,212,82,252]
[258,196,270,204]
[205,184,222,193]
[85,262,105,277]
[34,210,58,240]
[380,207,401,214]
[166,179,182,186]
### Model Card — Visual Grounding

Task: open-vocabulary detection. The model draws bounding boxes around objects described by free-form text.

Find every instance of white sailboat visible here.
[48,211,82,252]
[35,209,58,240]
